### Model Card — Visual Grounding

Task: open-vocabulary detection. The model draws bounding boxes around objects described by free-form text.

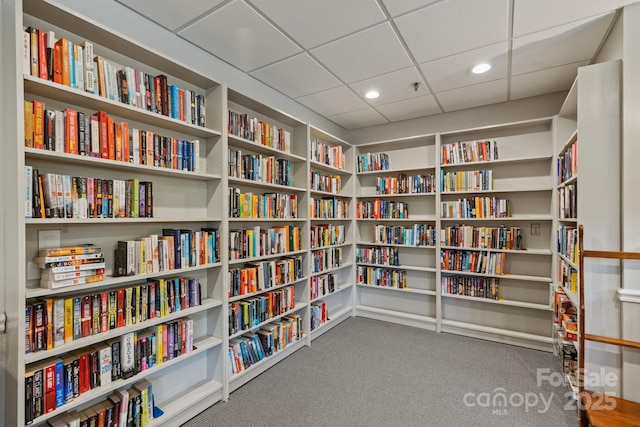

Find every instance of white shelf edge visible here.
[227,134,306,162]
[228,302,308,340]
[309,189,353,198]
[356,166,436,175]
[228,217,307,223]
[310,217,352,221]
[357,217,436,222]
[310,263,354,277]
[310,306,353,335]
[309,159,351,175]
[617,288,640,304]
[355,305,436,324]
[356,283,436,296]
[440,215,553,222]
[439,154,553,169]
[356,192,435,198]
[442,293,553,311]
[441,270,552,282]
[441,187,553,195]
[149,379,223,427]
[440,319,554,344]
[310,242,351,250]
[310,283,353,303]
[559,253,579,269]
[228,276,308,303]
[228,249,307,265]
[355,262,436,273]
[356,241,435,249]
[26,216,222,225]
[227,176,306,192]
[440,246,552,256]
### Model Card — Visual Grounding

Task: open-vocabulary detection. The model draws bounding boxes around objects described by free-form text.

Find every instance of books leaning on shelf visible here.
[309,170,342,194]
[228,315,302,376]
[229,225,301,260]
[357,152,389,172]
[228,110,290,152]
[557,139,578,184]
[559,262,578,293]
[310,273,336,300]
[356,199,409,219]
[228,188,298,219]
[310,302,328,332]
[310,197,349,219]
[441,276,499,300]
[440,169,493,192]
[558,183,577,219]
[25,279,201,354]
[372,224,436,247]
[228,256,303,298]
[34,252,105,290]
[357,266,407,288]
[557,225,578,263]
[376,173,435,195]
[440,224,524,251]
[440,140,498,165]
[441,197,511,219]
[356,246,399,267]
[228,286,296,335]
[22,27,205,126]
[311,247,343,274]
[440,249,507,275]
[309,139,345,170]
[310,224,345,249]
[228,148,292,186]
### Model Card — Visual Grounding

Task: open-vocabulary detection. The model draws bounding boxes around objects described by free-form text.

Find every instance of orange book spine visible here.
[64,109,78,154]
[107,116,115,160]
[121,121,130,163]
[33,100,45,150]
[114,122,123,161]
[96,111,108,158]
[37,29,48,80]
[54,38,70,86]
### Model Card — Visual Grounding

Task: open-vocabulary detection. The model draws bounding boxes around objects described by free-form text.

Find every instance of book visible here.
[38,245,101,257]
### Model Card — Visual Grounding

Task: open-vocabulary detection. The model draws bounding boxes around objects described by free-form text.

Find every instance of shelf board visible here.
[25,147,222,180]
[356,241,435,249]
[560,283,579,307]
[442,293,553,311]
[357,216,436,222]
[310,283,353,303]
[228,134,306,162]
[228,249,307,265]
[26,216,222,225]
[356,192,435,198]
[439,246,552,256]
[357,166,435,175]
[440,319,554,344]
[309,189,352,198]
[557,175,577,188]
[356,262,435,273]
[439,154,553,169]
[310,242,351,250]
[559,253,579,269]
[310,217,351,221]
[227,176,306,192]
[309,160,351,175]
[149,378,223,427]
[30,334,222,426]
[356,282,436,296]
[310,263,353,277]
[441,269,552,282]
[24,75,220,138]
[26,301,221,364]
[228,217,307,223]
[26,263,223,298]
[228,276,308,303]
[441,187,553,195]
[228,302,308,339]
[558,217,578,223]
[440,215,553,222]
[355,305,436,324]
[310,306,353,334]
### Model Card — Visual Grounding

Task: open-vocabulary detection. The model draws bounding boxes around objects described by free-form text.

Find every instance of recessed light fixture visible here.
[365,90,379,99]
[471,63,491,74]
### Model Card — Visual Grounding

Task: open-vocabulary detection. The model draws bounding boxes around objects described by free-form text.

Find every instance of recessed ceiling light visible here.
[471,63,491,74]
[365,90,379,99]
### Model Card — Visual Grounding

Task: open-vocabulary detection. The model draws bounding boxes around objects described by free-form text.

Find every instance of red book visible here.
[64,108,78,154]
[116,288,125,328]
[107,116,115,160]
[100,291,109,332]
[114,122,122,161]
[178,89,185,121]
[95,111,108,159]
[81,295,92,338]
[37,29,48,80]
[154,76,162,113]
[54,38,69,86]
[52,42,62,84]
[121,121,130,163]
[44,362,56,413]
[33,100,45,150]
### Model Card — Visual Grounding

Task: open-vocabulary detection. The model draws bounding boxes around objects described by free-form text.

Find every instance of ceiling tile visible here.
[376,95,442,122]
[436,79,507,112]
[510,60,589,100]
[394,0,509,64]
[380,0,441,17]
[296,86,369,117]
[116,0,225,31]
[512,12,615,75]
[328,108,389,130]
[250,54,342,98]
[349,67,428,106]
[420,42,508,93]
[248,0,385,48]
[310,22,413,83]
[178,1,301,72]
[513,0,631,37]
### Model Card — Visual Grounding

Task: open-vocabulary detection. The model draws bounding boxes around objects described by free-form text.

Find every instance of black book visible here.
[44,109,55,151]
[77,111,86,155]
[25,370,34,424]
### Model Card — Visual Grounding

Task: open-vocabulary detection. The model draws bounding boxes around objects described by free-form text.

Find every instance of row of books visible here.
[228,188,298,219]
[375,173,435,195]
[440,225,524,251]
[310,224,345,249]
[441,276,499,300]
[228,149,293,187]
[557,225,578,263]
[228,110,291,153]
[557,140,578,184]
[309,139,346,170]
[25,277,201,353]
[228,286,296,335]
[372,224,437,247]
[441,197,512,219]
[25,101,200,170]
[229,225,301,260]
[310,273,336,301]
[356,266,407,288]
[558,184,577,219]
[24,27,205,126]
[440,140,499,165]
[440,249,507,276]
[309,197,350,219]
[357,152,390,172]
[228,315,302,376]
[558,261,578,293]
[26,168,153,220]
[440,169,493,192]
[34,250,104,290]
[553,287,577,340]
[228,256,303,298]
[356,199,409,219]
[310,302,328,332]
[309,171,342,194]
[311,247,343,274]
[356,246,399,267]
[42,381,153,427]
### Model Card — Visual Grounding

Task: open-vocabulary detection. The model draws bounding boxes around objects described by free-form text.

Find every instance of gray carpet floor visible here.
[182,317,578,427]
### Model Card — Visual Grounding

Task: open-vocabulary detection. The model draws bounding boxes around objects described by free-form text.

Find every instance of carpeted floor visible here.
[182,317,578,427]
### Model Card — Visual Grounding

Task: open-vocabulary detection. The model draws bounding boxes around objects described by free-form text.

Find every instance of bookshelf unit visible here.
[354,135,438,330]
[7,0,227,425]
[308,126,355,340]
[225,89,309,393]
[438,119,555,351]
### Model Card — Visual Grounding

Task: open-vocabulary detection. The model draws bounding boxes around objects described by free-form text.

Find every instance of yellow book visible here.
[156,324,163,366]
[63,298,73,343]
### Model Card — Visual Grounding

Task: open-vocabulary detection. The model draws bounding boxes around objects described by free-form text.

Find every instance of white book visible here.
[75,45,84,92]
[98,343,112,386]
[132,128,140,164]
[112,179,120,219]
[90,113,99,156]
[149,234,159,272]
[81,41,94,94]
[22,31,30,74]
[119,178,126,218]
[53,297,65,348]
[54,173,64,218]
[194,139,200,172]
[25,165,33,218]
[119,332,135,378]
[54,109,64,152]
[114,388,129,427]
[134,240,141,275]
[62,174,72,218]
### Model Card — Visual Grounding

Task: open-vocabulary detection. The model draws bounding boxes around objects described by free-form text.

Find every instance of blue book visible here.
[54,359,65,408]
[68,40,75,89]
[170,85,179,119]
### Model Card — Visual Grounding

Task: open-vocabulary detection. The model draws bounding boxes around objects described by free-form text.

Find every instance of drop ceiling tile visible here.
[512,12,615,75]
[310,22,413,83]
[436,79,507,112]
[377,95,442,122]
[178,1,301,72]
[250,54,342,98]
[420,42,508,93]
[510,60,589,100]
[328,108,388,130]
[380,0,441,17]
[513,0,631,37]
[349,67,428,106]
[296,86,369,117]
[249,0,385,48]
[394,0,509,64]
[116,0,226,31]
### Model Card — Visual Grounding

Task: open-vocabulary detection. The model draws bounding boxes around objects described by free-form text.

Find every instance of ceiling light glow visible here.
[365,90,379,99]
[471,63,491,74]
